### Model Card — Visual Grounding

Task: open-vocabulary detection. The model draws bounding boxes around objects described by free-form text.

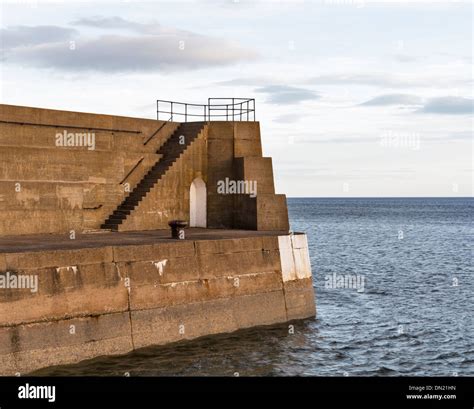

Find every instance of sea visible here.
[35,198,473,376]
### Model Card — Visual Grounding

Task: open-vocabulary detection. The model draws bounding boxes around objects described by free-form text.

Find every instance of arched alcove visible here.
[190,178,207,227]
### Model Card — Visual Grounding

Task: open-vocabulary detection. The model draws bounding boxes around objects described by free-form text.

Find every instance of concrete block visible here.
[283,278,316,320]
[131,298,239,349]
[5,247,113,269]
[131,289,288,350]
[278,235,296,282]
[278,234,312,281]
[0,263,128,326]
[207,122,234,140]
[128,271,283,311]
[0,312,133,375]
[194,237,264,255]
[232,290,287,328]
[234,157,275,194]
[256,194,289,231]
[233,122,261,141]
[234,139,262,157]
[122,255,200,285]
[112,242,195,263]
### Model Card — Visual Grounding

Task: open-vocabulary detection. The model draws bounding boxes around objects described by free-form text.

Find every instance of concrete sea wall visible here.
[0,233,315,375]
[0,104,289,235]
[0,104,315,375]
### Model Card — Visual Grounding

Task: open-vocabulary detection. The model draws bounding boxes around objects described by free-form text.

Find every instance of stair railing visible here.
[143,115,173,146]
[119,157,144,185]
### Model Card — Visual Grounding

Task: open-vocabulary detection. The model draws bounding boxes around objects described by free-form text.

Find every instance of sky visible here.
[0,0,472,197]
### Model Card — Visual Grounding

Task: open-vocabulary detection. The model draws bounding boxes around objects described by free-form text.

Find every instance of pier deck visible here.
[0,228,289,254]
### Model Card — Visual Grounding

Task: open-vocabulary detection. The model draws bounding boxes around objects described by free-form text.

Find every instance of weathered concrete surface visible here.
[0,104,288,235]
[0,104,178,235]
[0,232,315,375]
[0,228,287,254]
[0,105,308,375]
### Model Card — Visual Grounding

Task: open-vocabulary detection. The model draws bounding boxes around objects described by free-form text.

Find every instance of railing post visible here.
[232,98,234,122]
[185,104,187,123]
[240,103,242,121]
[157,100,159,120]
[246,100,249,121]
[170,102,173,122]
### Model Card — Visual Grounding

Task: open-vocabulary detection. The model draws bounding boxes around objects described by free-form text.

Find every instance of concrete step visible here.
[100,122,205,230]
[100,223,119,230]
[109,214,127,221]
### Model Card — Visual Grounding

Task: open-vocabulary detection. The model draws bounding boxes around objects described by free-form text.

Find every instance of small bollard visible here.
[168,220,187,239]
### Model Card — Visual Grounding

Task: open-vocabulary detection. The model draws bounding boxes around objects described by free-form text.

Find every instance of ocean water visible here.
[35,198,473,376]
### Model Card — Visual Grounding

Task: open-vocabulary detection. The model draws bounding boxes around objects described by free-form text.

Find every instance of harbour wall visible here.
[0,233,315,375]
[0,104,289,235]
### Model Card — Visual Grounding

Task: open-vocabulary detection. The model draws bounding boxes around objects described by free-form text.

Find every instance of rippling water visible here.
[35,198,473,376]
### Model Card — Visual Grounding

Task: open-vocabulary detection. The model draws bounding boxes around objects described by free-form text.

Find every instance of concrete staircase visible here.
[101,122,205,231]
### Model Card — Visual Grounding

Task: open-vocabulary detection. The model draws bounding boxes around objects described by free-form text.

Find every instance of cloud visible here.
[273,113,305,124]
[279,167,416,180]
[417,97,473,115]
[291,135,376,144]
[5,22,258,72]
[307,73,410,87]
[305,73,468,88]
[0,25,78,49]
[72,16,145,29]
[255,85,319,105]
[359,94,473,115]
[360,94,423,106]
[423,131,473,141]
[71,16,168,35]
[216,77,270,86]
[394,54,419,63]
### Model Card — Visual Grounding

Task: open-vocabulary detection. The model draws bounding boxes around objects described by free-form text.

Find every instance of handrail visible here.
[156,98,255,122]
[208,98,255,121]
[120,157,144,185]
[0,119,141,134]
[143,115,173,145]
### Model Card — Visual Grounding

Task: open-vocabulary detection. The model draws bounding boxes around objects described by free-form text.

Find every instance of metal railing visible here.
[156,98,255,122]
[143,115,173,145]
[119,157,144,185]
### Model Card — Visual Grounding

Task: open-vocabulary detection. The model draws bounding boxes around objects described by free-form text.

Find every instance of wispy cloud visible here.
[216,77,270,86]
[289,135,376,144]
[255,85,319,105]
[394,54,419,63]
[360,94,423,106]
[417,97,473,115]
[3,18,258,72]
[273,113,305,124]
[0,25,78,49]
[71,16,174,35]
[305,73,468,88]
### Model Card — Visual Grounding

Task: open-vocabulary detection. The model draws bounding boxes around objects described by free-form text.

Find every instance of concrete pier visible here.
[0,103,316,374]
[0,229,315,375]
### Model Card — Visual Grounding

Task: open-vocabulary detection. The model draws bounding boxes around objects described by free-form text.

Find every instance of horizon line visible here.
[286,196,473,199]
